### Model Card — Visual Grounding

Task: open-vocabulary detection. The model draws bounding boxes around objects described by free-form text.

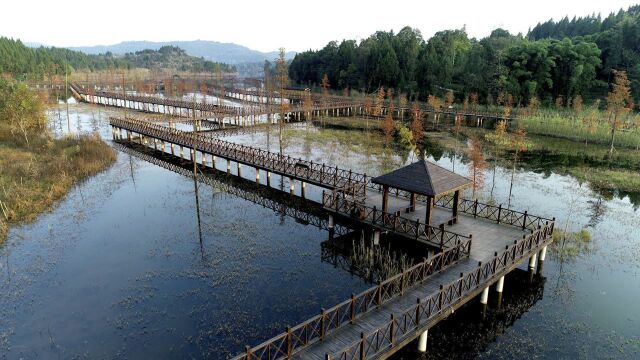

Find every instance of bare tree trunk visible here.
[508,153,517,208]
[609,124,616,158]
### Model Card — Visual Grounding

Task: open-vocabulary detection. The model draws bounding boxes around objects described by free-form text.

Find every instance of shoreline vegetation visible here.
[0,78,116,243]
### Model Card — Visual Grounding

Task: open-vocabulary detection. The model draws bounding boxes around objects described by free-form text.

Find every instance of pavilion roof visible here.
[372,160,472,197]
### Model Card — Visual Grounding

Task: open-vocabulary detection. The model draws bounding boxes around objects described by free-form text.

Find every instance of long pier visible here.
[107,115,554,359]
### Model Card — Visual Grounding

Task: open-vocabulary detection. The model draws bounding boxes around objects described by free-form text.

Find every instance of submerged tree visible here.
[410,102,423,144]
[276,48,290,151]
[321,73,330,111]
[581,100,600,145]
[374,87,385,117]
[382,112,395,140]
[485,120,509,197]
[606,70,634,158]
[507,126,527,207]
[467,137,486,199]
[427,95,443,128]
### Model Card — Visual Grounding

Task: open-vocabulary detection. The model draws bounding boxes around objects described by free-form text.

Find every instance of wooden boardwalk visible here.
[114,142,352,237]
[107,116,554,360]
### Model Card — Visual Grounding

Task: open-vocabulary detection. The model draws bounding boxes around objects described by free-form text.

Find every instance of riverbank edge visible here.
[0,133,116,244]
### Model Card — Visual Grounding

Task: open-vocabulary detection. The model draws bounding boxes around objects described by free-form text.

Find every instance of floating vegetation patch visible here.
[349,237,415,283]
[550,228,593,260]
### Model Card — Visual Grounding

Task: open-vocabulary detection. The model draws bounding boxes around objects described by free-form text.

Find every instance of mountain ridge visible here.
[66,40,296,64]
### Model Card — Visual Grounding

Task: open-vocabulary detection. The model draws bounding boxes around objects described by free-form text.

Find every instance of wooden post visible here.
[390,314,395,346]
[473,199,478,218]
[425,196,433,226]
[320,309,326,341]
[359,333,365,360]
[410,192,416,212]
[522,210,528,230]
[382,185,389,214]
[452,190,460,224]
[350,294,356,323]
[286,326,292,358]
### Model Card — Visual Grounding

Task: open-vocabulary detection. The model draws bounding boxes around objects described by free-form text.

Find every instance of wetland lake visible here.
[1,104,639,359]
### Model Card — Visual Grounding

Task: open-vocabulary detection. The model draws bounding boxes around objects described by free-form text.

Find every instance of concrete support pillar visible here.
[496,276,505,293]
[267,171,271,187]
[301,182,306,198]
[290,178,295,195]
[372,231,380,246]
[539,246,547,262]
[528,253,538,270]
[227,159,231,174]
[255,169,260,183]
[190,149,195,162]
[237,163,242,177]
[171,143,175,155]
[328,215,334,230]
[417,330,428,353]
[180,146,184,159]
[202,153,207,166]
[480,286,489,305]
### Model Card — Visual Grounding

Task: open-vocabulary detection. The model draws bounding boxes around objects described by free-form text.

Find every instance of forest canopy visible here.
[288,5,640,107]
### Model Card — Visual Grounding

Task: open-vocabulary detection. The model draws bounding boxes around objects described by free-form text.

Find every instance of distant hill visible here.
[0,37,235,79]
[123,46,235,73]
[69,40,296,64]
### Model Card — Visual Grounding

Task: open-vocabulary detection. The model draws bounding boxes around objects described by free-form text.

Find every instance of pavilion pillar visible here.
[382,185,389,214]
[452,190,460,224]
[409,193,416,212]
[425,196,433,226]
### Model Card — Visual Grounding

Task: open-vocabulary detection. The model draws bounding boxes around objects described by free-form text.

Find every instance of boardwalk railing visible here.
[322,190,470,249]
[329,221,554,359]
[73,84,239,114]
[232,238,471,360]
[434,195,555,232]
[110,117,369,196]
[365,182,553,232]
[115,142,353,237]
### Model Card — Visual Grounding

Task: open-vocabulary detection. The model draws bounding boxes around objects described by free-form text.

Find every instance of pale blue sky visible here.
[4,0,638,52]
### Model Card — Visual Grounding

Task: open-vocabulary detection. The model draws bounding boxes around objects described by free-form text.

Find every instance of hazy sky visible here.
[4,0,638,52]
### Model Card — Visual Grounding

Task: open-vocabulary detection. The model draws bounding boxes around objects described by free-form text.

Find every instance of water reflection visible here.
[393,269,546,359]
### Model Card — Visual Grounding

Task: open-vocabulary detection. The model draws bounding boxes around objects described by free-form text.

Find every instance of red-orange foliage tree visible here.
[467,137,486,199]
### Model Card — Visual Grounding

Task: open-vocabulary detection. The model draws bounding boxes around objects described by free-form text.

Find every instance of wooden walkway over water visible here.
[107,115,554,359]
[67,82,515,128]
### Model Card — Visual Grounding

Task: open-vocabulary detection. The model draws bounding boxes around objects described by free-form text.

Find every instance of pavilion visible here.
[371,160,472,226]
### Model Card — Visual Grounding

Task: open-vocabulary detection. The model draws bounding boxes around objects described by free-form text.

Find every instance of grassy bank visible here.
[0,78,116,243]
[0,127,116,243]
[514,110,640,150]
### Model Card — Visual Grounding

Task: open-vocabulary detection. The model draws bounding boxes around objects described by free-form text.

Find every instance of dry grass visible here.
[0,124,116,242]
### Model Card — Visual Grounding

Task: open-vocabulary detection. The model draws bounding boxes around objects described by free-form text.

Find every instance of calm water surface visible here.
[0,105,638,359]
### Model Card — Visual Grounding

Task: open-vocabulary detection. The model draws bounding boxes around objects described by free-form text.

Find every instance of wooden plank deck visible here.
[292,219,526,359]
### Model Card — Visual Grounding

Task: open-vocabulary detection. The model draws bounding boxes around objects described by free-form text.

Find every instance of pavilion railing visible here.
[110,117,370,196]
[328,220,554,360]
[434,195,555,232]
[231,237,471,360]
[322,190,471,249]
[365,181,553,233]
